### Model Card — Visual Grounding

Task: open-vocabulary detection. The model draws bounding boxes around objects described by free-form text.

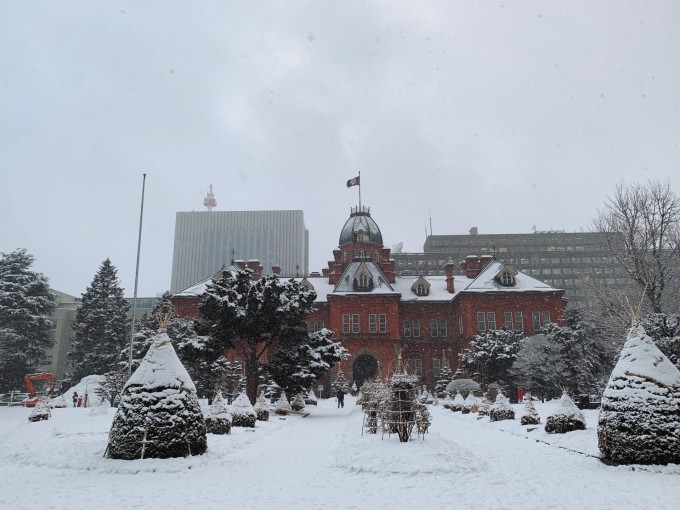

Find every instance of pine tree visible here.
[198,270,346,403]
[0,249,56,392]
[520,396,541,425]
[254,391,270,421]
[94,369,127,407]
[490,391,515,422]
[291,393,306,411]
[510,334,568,400]
[458,329,523,387]
[640,312,680,369]
[434,365,453,398]
[70,259,130,381]
[331,369,350,395]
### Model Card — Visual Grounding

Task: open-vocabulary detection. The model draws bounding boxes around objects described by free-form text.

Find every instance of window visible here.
[369,314,377,333]
[360,274,368,287]
[542,311,551,326]
[413,319,421,337]
[308,320,325,333]
[433,358,441,378]
[439,319,447,337]
[501,271,513,285]
[514,312,523,332]
[487,312,496,331]
[416,283,427,296]
[352,314,360,333]
[477,312,486,332]
[504,312,513,330]
[532,312,541,332]
[430,319,439,337]
[459,316,464,335]
[343,314,350,333]
[379,314,386,333]
[406,359,422,377]
[403,320,411,337]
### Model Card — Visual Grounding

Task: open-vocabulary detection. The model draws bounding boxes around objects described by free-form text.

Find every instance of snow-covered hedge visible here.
[291,393,306,412]
[598,323,680,465]
[106,334,207,460]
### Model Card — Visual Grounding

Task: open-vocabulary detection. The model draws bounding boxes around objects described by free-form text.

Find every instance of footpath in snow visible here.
[0,397,679,510]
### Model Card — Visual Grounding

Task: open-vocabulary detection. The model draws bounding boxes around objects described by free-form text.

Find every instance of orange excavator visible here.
[23,373,57,407]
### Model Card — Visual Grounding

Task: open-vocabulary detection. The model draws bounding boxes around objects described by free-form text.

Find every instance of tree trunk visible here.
[245,343,259,404]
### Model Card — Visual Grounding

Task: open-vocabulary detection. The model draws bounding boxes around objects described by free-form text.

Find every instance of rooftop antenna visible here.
[203,184,216,211]
[429,211,433,236]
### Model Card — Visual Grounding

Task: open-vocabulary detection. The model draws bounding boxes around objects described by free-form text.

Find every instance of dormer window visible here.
[359,273,368,287]
[410,276,431,296]
[501,271,514,285]
[299,278,315,292]
[356,228,366,242]
[352,262,374,291]
[495,265,518,287]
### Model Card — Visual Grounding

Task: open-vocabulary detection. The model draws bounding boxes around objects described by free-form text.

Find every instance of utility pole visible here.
[129,173,147,374]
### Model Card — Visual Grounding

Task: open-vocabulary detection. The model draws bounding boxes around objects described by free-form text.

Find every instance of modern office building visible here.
[36,290,80,380]
[392,229,628,306]
[170,210,309,293]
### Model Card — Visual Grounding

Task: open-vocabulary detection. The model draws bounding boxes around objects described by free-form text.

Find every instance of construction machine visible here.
[23,373,57,407]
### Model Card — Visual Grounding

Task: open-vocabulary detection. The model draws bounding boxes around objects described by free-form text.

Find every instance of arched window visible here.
[359,273,368,287]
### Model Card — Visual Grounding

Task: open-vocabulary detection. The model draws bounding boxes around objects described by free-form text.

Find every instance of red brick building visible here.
[172,206,566,392]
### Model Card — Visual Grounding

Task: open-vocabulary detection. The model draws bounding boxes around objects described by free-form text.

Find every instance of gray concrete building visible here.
[36,290,80,380]
[392,230,629,307]
[170,210,309,293]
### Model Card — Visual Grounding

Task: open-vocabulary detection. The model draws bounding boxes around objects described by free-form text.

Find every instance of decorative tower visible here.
[203,184,217,211]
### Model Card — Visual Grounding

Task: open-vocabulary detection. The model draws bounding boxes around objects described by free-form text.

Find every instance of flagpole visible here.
[358,171,362,210]
[128,173,146,374]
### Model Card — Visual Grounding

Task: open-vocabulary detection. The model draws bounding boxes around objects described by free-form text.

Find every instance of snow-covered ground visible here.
[1,397,678,510]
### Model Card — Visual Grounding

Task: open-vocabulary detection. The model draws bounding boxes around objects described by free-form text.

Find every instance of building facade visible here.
[173,207,566,391]
[392,230,627,307]
[170,210,309,293]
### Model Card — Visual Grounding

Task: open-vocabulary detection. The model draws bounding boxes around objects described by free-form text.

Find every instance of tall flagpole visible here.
[358,171,362,210]
[129,173,147,374]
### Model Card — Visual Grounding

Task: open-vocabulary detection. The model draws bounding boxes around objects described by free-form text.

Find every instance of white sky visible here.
[1,1,679,297]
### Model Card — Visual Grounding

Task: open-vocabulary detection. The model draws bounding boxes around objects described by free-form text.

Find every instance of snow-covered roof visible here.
[174,261,560,303]
[461,261,557,293]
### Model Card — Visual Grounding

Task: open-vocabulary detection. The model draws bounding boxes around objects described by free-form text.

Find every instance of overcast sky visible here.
[2,1,679,298]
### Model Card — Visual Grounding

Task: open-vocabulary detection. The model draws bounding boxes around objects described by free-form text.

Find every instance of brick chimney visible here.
[461,255,494,278]
[444,263,455,293]
[245,259,263,280]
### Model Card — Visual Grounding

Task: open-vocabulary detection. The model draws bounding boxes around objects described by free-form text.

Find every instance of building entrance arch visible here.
[353,354,379,389]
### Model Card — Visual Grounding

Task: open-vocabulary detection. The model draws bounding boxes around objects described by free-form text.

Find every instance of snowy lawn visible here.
[1,397,679,510]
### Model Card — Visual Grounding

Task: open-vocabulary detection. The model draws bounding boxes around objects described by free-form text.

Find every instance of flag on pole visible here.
[346,176,360,188]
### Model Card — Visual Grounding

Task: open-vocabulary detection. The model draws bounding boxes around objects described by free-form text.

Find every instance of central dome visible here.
[338,206,383,246]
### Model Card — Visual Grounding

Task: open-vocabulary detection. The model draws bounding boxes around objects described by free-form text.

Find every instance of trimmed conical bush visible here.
[231,392,257,427]
[106,333,207,460]
[205,391,232,434]
[275,392,292,415]
[545,393,585,433]
[490,391,515,422]
[254,391,270,421]
[598,323,680,465]
[451,392,465,412]
[520,397,540,425]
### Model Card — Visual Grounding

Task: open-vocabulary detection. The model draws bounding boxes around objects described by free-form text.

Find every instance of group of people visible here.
[71,391,84,407]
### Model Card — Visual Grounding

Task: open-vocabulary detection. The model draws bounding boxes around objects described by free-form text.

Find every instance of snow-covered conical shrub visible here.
[205,391,232,434]
[520,396,540,425]
[441,392,454,410]
[254,391,270,421]
[291,393,306,411]
[231,392,257,427]
[28,399,51,422]
[451,391,465,412]
[545,393,584,433]
[462,393,478,414]
[275,392,292,415]
[598,323,680,464]
[477,396,491,416]
[419,389,432,404]
[106,333,207,460]
[304,388,318,406]
[490,391,515,422]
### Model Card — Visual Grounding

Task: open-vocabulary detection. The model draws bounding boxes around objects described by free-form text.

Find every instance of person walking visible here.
[72,392,78,407]
[337,388,345,408]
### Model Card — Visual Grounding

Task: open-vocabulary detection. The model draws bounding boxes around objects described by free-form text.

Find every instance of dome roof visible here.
[339,207,383,246]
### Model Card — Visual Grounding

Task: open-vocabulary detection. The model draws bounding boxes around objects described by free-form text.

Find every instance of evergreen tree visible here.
[107,332,207,460]
[275,392,292,415]
[434,365,453,398]
[0,249,56,392]
[640,312,680,369]
[205,392,232,435]
[254,391,270,421]
[198,269,345,403]
[541,308,612,395]
[331,369,350,395]
[510,334,568,400]
[70,259,130,381]
[598,322,680,464]
[267,329,347,399]
[94,369,127,407]
[458,329,523,387]
[520,397,541,425]
[490,391,515,422]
